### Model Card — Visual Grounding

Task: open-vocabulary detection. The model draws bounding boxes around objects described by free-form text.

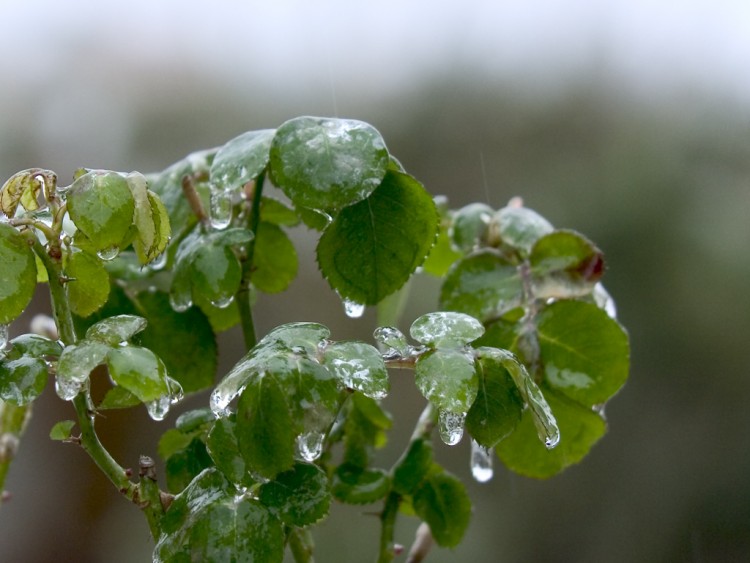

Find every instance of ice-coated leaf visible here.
[65,251,110,318]
[413,470,472,548]
[190,243,242,309]
[258,462,331,527]
[465,352,524,448]
[269,116,389,211]
[85,314,147,345]
[0,223,38,324]
[49,420,76,441]
[493,205,553,254]
[0,356,47,405]
[1,169,55,217]
[236,375,296,479]
[156,468,284,563]
[476,347,560,449]
[537,300,629,406]
[414,349,478,413]
[131,177,171,265]
[66,170,135,251]
[251,222,298,294]
[206,416,249,486]
[260,322,331,357]
[439,250,523,322]
[322,341,389,399]
[210,129,275,190]
[175,407,215,433]
[317,169,438,305]
[331,463,390,505]
[530,230,604,299]
[56,340,110,400]
[6,334,62,359]
[106,345,169,402]
[496,388,607,478]
[392,438,433,495]
[449,202,494,252]
[410,311,484,349]
[284,356,340,436]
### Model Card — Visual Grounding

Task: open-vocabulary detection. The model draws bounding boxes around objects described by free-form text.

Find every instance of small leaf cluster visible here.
[0,116,630,561]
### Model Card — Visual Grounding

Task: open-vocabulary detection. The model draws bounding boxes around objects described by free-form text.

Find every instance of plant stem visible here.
[36,236,164,537]
[288,527,315,563]
[237,172,265,350]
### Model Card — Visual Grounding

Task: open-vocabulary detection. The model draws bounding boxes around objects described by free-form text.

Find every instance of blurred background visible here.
[2,1,749,561]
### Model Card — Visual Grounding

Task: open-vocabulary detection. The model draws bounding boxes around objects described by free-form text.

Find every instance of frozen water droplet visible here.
[166,376,184,405]
[146,394,171,421]
[149,252,168,271]
[343,299,365,318]
[593,283,617,318]
[169,291,192,313]
[295,431,325,462]
[55,376,82,401]
[209,189,233,230]
[210,295,234,309]
[0,324,8,349]
[438,409,466,446]
[97,246,120,261]
[470,439,494,483]
[373,326,410,356]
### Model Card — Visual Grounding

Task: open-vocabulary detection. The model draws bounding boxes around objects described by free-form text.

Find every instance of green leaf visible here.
[269,116,389,211]
[260,197,300,226]
[465,353,524,448]
[493,205,553,254]
[0,356,47,405]
[322,341,389,399]
[331,463,390,505]
[129,172,170,264]
[439,250,523,322]
[158,429,197,461]
[410,312,484,349]
[496,388,607,478]
[413,470,472,548]
[415,349,478,413]
[175,408,215,433]
[98,386,140,410]
[317,170,438,305]
[165,438,215,494]
[206,416,249,486]
[136,291,216,393]
[251,222,298,294]
[1,169,55,217]
[49,420,76,441]
[85,314,147,345]
[392,439,433,495]
[210,129,275,190]
[65,251,110,318]
[55,340,110,400]
[258,463,331,526]
[106,346,169,402]
[450,202,494,252]
[156,468,284,563]
[343,393,392,467]
[236,375,296,479]
[529,230,604,299]
[422,217,462,277]
[0,223,38,324]
[66,170,135,251]
[536,300,630,406]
